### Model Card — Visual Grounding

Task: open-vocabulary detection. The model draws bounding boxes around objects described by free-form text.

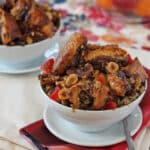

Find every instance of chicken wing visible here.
[107,74,128,96]
[11,0,33,20]
[25,5,54,37]
[53,32,87,75]
[83,45,128,62]
[123,58,148,82]
[92,85,109,110]
[5,0,16,8]
[0,8,21,45]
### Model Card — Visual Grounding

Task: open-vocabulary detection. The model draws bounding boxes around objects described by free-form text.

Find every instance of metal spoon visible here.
[123,117,135,150]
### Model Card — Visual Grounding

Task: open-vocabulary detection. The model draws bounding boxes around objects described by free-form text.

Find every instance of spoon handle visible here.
[123,118,135,150]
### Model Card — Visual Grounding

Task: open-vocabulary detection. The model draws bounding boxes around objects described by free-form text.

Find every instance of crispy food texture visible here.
[92,85,109,110]
[106,62,119,73]
[25,5,54,37]
[123,58,148,82]
[11,0,32,19]
[52,32,87,74]
[39,33,148,110]
[0,0,60,45]
[0,8,21,44]
[68,84,81,109]
[83,45,128,62]
[107,74,128,96]
[6,0,16,7]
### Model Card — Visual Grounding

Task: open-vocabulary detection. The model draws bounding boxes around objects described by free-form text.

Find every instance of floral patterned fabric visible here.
[39,0,150,52]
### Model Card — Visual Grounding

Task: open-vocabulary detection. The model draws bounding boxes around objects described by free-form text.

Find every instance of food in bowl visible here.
[39,32,148,111]
[0,0,60,45]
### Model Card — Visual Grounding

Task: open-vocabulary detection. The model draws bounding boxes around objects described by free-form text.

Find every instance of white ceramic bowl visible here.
[0,26,61,67]
[42,81,147,132]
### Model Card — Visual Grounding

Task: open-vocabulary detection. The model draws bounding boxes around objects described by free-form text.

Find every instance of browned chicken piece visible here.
[83,45,128,62]
[25,5,54,37]
[68,84,81,109]
[6,0,16,8]
[53,32,87,75]
[107,74,128,96]
[0,0,59,45]
[38,3,54,19]
[39,4,60,29]
[92,85,109,110]
[123,58,148,82]
[0,8,21,45]
[68,80,94,109]
[11,0,33,20]
[86,43,101,51]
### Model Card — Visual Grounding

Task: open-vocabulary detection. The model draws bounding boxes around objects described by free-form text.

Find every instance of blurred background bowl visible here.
[0,24,61,68]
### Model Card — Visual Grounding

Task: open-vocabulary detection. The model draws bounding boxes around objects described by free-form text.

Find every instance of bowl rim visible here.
[41,79,147,113]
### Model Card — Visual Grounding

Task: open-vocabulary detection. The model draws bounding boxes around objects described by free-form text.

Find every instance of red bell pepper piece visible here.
[127,54,133,64]
[49,86,61,101]
[41,58,54,74]
[97,74,106,84]
[105,100,117,110]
